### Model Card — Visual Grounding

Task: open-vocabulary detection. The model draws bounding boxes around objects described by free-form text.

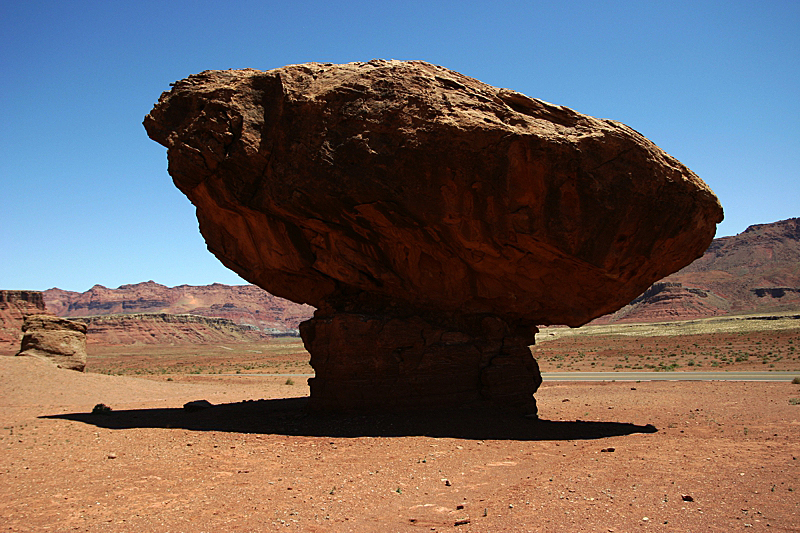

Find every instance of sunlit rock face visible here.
[145,60,723,413]
[0,290,48,349]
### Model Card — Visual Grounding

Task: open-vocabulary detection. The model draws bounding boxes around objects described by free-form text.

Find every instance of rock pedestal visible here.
[145,60,724,412]
[16,315,87,371]
[301,311,541,413]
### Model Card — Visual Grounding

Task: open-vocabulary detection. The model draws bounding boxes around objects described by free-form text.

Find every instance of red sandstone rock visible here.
[144,60,723,411]
[300,312,541,411]
[0,291,48,352]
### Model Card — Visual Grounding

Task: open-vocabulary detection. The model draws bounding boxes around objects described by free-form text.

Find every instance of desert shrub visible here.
[791,376,800,385]
[285,378,294,385]
[92,403,112,415]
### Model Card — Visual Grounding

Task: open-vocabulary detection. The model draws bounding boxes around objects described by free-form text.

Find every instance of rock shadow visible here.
[42,397,657,441]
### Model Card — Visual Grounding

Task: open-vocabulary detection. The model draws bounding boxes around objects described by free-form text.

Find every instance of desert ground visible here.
[2,315,799,532]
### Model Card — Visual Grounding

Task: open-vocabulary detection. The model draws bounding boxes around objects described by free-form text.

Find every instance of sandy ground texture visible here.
[2,355,799,532]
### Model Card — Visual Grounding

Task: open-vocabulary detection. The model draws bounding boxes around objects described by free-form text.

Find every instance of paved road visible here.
[217,373,315,377]
[214,372,798,382]
[541,371,798,382]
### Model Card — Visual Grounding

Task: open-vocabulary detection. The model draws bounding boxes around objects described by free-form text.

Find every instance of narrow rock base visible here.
[300,312,542,414]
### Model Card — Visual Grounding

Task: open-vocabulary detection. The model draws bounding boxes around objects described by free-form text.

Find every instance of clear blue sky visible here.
[2,1,798,292]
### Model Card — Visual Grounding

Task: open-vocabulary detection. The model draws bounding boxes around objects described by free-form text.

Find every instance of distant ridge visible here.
[594,217,800,324]
[70,313,290,345]
[43,282,314,335]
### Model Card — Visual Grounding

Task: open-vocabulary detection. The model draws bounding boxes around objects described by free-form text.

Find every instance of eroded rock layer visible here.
[43,281,313,335]
[145,60,723,411]
[72,313,275,345]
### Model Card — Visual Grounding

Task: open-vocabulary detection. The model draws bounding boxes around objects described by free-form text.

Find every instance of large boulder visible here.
[145,60,723,412]
[16,315,87,372]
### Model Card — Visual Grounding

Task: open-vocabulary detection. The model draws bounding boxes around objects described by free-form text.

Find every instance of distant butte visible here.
[145,60,723,413]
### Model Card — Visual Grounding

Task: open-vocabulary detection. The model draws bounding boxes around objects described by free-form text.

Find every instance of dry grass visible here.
[86,338,312,379]
[534,312,800,372]
[537,311,800,341]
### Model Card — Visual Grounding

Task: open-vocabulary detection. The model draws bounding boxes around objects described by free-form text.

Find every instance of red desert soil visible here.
[2,353,799,532]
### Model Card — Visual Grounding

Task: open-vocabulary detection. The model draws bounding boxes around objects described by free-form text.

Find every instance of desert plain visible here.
[2,314,799,532]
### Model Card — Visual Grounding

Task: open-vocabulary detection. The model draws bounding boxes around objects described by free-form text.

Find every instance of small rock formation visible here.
[590,281,729,324]
[144,60,723,412]
[16,315,87,371]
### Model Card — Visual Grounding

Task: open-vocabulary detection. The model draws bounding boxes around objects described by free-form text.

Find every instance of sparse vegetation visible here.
[91,403,112,415]
[85,339,313,379]
[533,314,800,372]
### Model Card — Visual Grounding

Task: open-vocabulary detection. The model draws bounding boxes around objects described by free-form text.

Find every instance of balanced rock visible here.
[16,315,87,371]
[144,60,723,412]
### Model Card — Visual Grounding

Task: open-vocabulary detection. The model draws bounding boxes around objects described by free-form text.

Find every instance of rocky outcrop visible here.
[751,287,800,299]
[16,315,87,371]
[43,282,312,335]
[591,281,730,324]
[145,60,723,412]
[0,291,48,352]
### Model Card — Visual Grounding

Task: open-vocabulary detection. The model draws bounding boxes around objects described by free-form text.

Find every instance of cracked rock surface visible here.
[145,60,722,411]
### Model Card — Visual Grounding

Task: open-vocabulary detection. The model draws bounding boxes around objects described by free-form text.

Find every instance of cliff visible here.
[0,291,48,352]
[70,313,280,345]
[43,282,313,334]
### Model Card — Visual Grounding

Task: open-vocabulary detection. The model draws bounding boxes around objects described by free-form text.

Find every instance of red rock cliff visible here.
[0,291,48,353]
[43,281,312,334]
